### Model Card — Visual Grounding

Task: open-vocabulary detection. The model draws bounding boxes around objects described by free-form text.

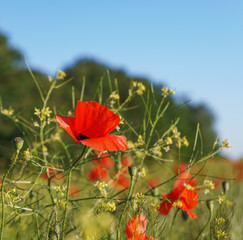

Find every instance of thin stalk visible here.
[195,209,213,240]
[25,58,45,102]
[116,174,136,240]
[35,213,40,240]
[0,150,19,240]
[46,207,55,239]
[61,146,87,240]
[169,208,179,240]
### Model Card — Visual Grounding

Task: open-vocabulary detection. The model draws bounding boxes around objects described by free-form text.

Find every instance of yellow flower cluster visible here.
[161,86,175,97]
[131,81,146,95]
[137,82,146,95]
[34,107,52,121]
[166,137,173,145]
[132,192,145,209]
[220,139,231,150]
[216,217,226,225]
[109,91,120,106]
[95,181,108,198]
[97,201,116,213]
[216,230,227,239]
[137,135,144,146]
[5,188,21,207]
[203,179,215,190]
[152,146,162,157]
[217,194,232,206]
[23,148,32,161]
[138,167,146,177]
[1,106,14,116]
[57,70,67,80]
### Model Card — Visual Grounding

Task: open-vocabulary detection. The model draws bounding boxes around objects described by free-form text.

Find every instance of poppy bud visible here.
[128,166,137,178]
[13,137,24,152]
[222,181,229,195]
[206,200,214,213]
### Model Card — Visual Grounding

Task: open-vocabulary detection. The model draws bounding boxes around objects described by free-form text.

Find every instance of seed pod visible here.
[128,166,137,178]
[222,181,229,195]
[206,200,214,213]
[13,137,24,152]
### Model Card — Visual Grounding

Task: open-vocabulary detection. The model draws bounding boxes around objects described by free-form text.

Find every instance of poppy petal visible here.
[55,115,78,142]
[74,101,120,138]
[158,200,172,215]
[81,135,128,151]
[125,215,147,237]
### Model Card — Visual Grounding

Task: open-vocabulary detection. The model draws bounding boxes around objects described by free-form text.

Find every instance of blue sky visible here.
[1,1,242,159]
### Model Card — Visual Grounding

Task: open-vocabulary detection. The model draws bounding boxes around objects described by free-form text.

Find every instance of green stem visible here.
[169,208,179,240]
[61,146,87,240]
[116,175,136,240]
[0,151,19,240]
[35,213,40,240]
[195,209,213,240]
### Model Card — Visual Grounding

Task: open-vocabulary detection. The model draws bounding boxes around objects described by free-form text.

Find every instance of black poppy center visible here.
[78,133,89,140]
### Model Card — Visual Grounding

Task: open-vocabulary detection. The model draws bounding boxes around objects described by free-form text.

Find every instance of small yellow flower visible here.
[166,137,173,145]
[109,91,120,100]
[182,136,189,147]
[220,139,231,150]
[216,217,226,225]
[1,107,14,116]
[138,168,146,177]
[169,89,175,95]
[162,87,175,97]
[57,70,67,80]
[23,148,32,160]
[161,87,169,97]
[137,82,146,95]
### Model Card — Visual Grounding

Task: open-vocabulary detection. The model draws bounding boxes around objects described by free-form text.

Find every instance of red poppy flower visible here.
[55,101,128,152]
[158,186,198,218]
[174,172,198,189]
[93,151,114,169]
[87,166,109,182]
[125,215,156,240]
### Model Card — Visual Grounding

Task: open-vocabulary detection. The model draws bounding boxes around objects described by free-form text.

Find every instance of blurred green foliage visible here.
[0,32,216,164]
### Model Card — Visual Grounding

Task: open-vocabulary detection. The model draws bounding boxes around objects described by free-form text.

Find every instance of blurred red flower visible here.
[112,173,130,189]
[93,151,114,169]
[173,162,188,173]
[147,178,159,188]
[174,172,198,189]
[158,186,198,218]
[87,166,109,182]
[121,154,132,167]
[125,214,156,240]
[55,101,128,151]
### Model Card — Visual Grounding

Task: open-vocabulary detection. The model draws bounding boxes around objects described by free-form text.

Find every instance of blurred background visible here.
[0,1,242,161]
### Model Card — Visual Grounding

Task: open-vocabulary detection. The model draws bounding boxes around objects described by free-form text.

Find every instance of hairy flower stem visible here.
[0,150,19,240]
[195,208,213,240]
[169,208,179,240]
[61,146,87,240]
[116,175,136,240]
